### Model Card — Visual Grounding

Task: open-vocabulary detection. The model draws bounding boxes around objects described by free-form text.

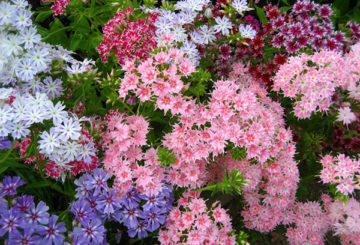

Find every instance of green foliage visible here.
[195,168,246,196]
[231,147,247,161]
[157,147,176,166]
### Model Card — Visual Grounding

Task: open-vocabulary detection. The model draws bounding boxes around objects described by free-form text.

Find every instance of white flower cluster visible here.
[153,0,255,63]
[0,0,94,96]
[0,88,97,170]
[0,0,73,98]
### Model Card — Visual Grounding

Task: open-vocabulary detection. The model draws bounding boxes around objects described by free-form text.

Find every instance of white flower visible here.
[18,27,41,50]
[176,0,208,12]
[24,77,43,94]
[11,121,29,139]
[77,142,97,164]
[181,40,200,62]
[1,34,23,57]
[337,107,357,125]
[214,16,232,36]
[0,2,15,26]
[239,24,257,39]
[13,8,32,30]
[176,11,195,25]
[38,129,60,155]
[24,106,47,124]
[0,88,14,100]
[26,46,50,72]
[55,118,82,141]
[172,25,187,42]
[0,104,13,123]
[41,77,63,99]
[49,101,68,125]
[60,141,81,162]
[232,0,251,15]
[0,121,12,137]
[198,25,216,44]
[155,18,174,36]
[15,58,36,81]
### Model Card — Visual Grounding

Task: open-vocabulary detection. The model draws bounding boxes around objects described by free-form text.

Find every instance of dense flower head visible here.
[118,44,196,116]
[158,192,236,245]
[285,201,329,245]
[160,62,297,190]
[0,175,67,244]
[72,169,174,240]
[266,1,344,54]
[51,0,70,15]
[273,42,360,119]
[319,154,360,195]
[323,196,360,245]
[102,110,168,197]
[97,8,159,64]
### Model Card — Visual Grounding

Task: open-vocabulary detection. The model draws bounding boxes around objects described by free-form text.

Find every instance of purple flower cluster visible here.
[0,176,67,245]
[117,185,174,239]
[72,168,174,241]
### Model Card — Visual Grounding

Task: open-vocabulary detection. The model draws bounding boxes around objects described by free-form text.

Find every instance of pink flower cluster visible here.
[161,66,294,188]
[51,0,70,15]
[320,154,360,195]
[323,195,360,245]
[158,191,236,245]
[274,41,360,119]
[102,110,167,197]
[118,45,196,115]
[285,201,329,245]
[266,1,345,53]
[274,50,345,118]
[97,8,158,64]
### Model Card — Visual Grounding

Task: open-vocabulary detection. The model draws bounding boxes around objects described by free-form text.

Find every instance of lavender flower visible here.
[1,176,25,196]
[73,219,106,245]
[37,215,66,245]
[70,200,95,225]
[0,209,23,236]
[121,202,143,229]
[0,136,11,149]
[128,220,148,239]
[86,168,109,196]
[96,189,121,216]
[13,195,34,213]
[8,224,40,245]
[144,207,166,232]
[26,201,50,225]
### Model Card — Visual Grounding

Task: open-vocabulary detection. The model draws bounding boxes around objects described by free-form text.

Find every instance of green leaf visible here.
[157,147,176,166]
[73,15,91,33]
[24,181,51,189]
[255,6,268,24]
[231,147,247,161]
[35,11,53,23]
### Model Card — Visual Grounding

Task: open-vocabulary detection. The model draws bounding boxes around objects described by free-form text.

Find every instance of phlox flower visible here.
[337,107,357,125]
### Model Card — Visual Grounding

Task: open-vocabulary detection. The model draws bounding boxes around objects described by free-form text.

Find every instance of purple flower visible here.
[37,215,66,245]
[0,137,12,149]
[128,220,148,239]
[74,174,93,199]
[1,176,25,196]
[73,219,106,245]
[86,168,109,196]
[14,195,34,213]
[8,224,40,245]
[0,209,23,236]
[26,201,50,224]
[121,202,143,229]
[144,207,166,232]
[96,190,121,215]
[121,188,141,207]
[70,200,95,225]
